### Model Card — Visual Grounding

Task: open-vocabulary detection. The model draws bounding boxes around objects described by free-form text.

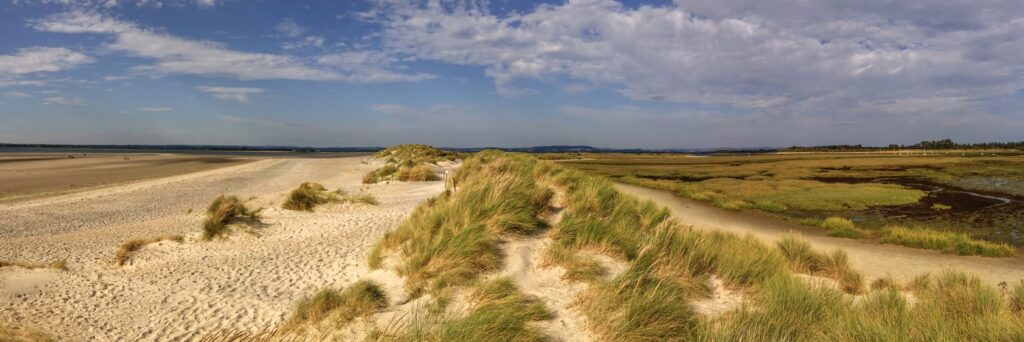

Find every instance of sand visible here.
[616,183,1024,287]
[0,153,255,202]
[0,156,442,340]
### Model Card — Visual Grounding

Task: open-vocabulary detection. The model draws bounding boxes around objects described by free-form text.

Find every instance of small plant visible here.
[347,193,380,205]
[285,280,387,330]
[931,203,952,210]
[115,235,184,266]
[202,195,263,240]
[282,182,341,211]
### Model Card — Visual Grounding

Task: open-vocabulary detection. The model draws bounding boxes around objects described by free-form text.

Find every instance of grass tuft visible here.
[0,325,56,342]
[777,234,864,294]
[285,280,387,331]
[282,182,340,211]
[0,260,68,271]
[115,235,184,266]
[202,195,263,240]
[880,226,1015,257]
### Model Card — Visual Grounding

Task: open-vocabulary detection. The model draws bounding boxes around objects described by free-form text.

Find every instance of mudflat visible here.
[0,153,254,202]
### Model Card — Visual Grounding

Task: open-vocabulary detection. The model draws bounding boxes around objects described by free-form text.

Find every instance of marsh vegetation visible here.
[559,152,1024,252]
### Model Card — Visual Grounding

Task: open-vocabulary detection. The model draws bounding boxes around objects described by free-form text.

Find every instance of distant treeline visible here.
[787,139,1024,152]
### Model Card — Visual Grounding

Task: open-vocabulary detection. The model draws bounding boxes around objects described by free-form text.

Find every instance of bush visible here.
[880,226,1015,257]
[202,195,262,240]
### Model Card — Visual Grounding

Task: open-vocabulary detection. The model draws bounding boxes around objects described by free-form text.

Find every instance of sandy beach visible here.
[0,155,442,340]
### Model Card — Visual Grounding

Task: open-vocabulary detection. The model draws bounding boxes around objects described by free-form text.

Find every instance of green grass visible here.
[285,280,388,331]
[818,216,873,239]
[202,195,263,240]
[377,278,550,341]
[357,150,1024,340]
[368,151,552,293]
[364,145,456,184]
[880,226,1016,257]
[776,234,864,294]
[115,235,184,266]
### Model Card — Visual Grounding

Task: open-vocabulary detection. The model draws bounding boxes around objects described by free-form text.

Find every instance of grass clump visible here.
[285,280,387,331]
[880,226,1015,257]
[576,267,700,340]
[115,235,184,266]
[0,260,67,271]
[282,182,342,211]
[819,216,873,239]
[202,195,263,240]
[540,243,605,282]
[1010,281,1024,313]
[777,234,864,294]
[384,278,550,341]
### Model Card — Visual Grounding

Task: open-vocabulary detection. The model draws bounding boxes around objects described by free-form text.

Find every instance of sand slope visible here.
[0,156,442,340]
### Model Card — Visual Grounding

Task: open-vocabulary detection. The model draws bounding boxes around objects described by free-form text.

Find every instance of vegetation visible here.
[285,280,388,331]
[1010,281,1024,313]
[363,144,456,184]
[355,150,1024,340]
[202,195,263,240]
[0,325,56,342]
[0,260,67,271]
[115,235,184,266]
[880,226,1016,257]
[376,278,550,341]
[282,182,379,211]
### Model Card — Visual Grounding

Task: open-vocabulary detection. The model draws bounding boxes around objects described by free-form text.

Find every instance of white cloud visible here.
[33,11,341,81]
[196,85,264,103]
[368,0,1024,116]
[317,51,435,83]
[138,107,173,112]
[275,18,305,38]
[0,47,92,75]
[42,96,87,105]
[5,91,33,98]
[282,35,325,50]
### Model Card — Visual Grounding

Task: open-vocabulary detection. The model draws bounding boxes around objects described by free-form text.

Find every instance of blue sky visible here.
[1,0,1023,148]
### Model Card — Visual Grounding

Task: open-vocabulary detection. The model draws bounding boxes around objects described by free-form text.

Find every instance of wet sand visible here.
[0,153,254,202]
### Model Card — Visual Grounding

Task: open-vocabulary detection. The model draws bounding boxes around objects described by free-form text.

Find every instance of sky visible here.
[1,0,1023,149]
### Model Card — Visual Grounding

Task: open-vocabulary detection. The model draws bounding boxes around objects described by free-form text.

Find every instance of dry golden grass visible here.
[202,195,263,240]
[284,280,388,331]
[0,260,67,271]
[0,325,56,342]
[115,235,184,266]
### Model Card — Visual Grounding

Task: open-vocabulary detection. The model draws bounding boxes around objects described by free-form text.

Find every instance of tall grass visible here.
[880,226,1016,257]
[360,150,1024,340]
[777,234,864,294]
[202,195,262,240]
[819,216,873,239]
[368,152,552,293]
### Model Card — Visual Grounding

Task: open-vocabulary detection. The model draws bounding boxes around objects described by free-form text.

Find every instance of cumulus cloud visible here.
[367,0,1024,116]
[0,47,92,75]
[196,85,264,103]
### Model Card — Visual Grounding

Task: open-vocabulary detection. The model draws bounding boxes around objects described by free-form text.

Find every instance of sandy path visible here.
[615,183,1024,287]
[0,157,443,340]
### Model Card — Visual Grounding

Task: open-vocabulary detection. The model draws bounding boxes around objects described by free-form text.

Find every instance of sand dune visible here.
[0,156,443,340]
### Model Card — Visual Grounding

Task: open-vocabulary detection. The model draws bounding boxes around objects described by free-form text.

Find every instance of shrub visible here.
[880,226,1015,257]
[202,195,262,240]
[115,235,184,266]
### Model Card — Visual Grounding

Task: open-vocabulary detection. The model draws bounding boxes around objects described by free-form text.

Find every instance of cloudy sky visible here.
[1,0,1022,148]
